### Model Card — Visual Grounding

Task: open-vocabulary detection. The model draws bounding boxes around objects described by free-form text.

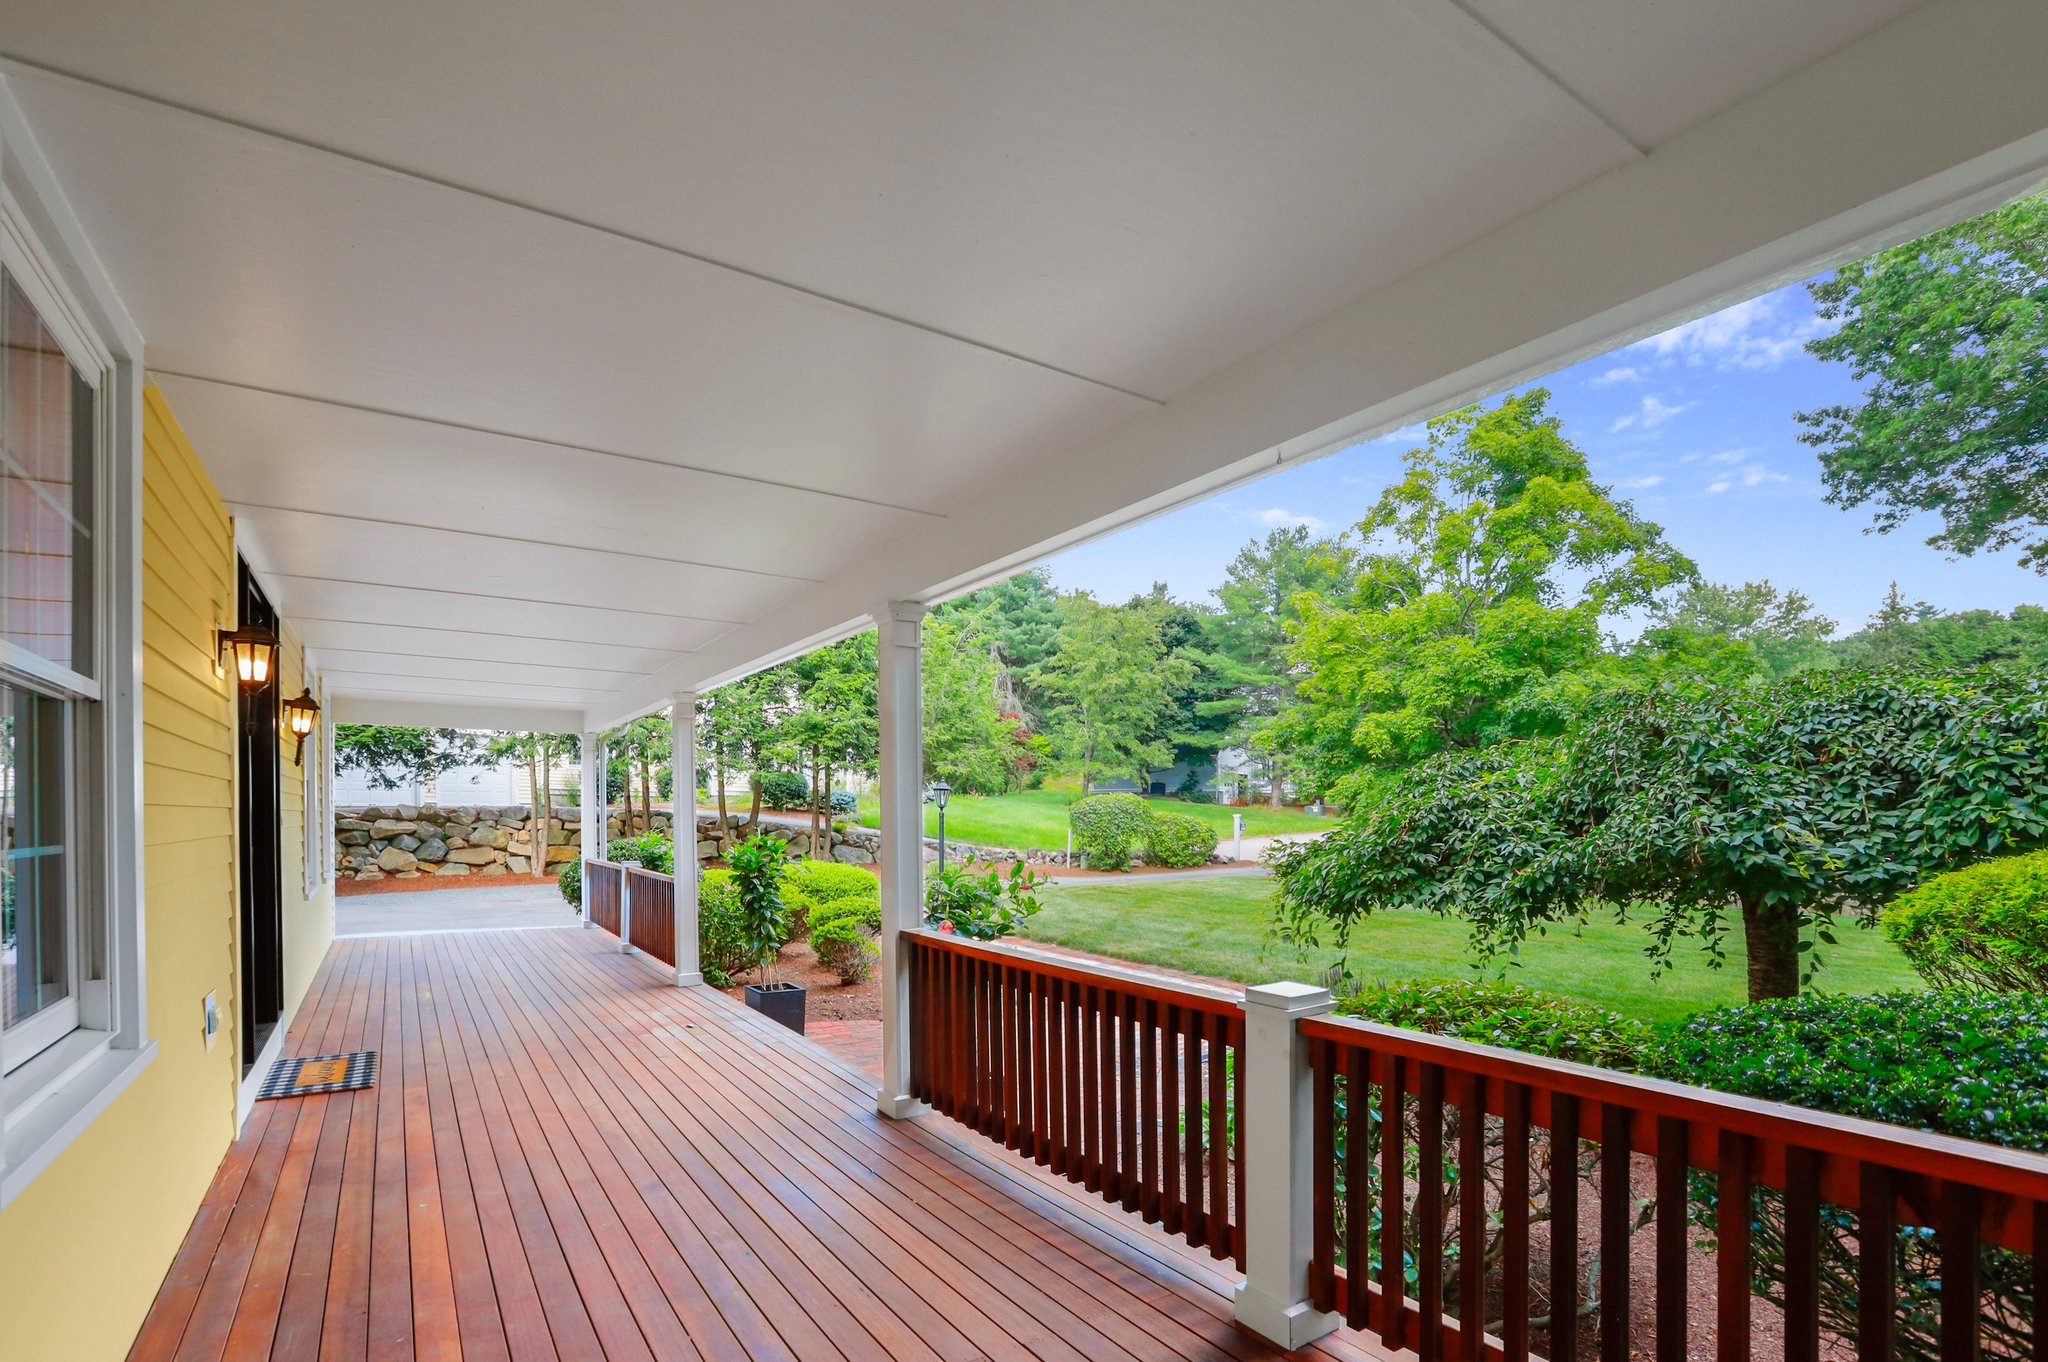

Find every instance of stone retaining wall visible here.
[337,804,1080,883]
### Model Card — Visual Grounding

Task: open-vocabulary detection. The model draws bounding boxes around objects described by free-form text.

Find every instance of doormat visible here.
[258,1050,378,1099]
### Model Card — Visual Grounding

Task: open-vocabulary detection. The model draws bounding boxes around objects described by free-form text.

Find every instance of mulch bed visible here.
[717,942,879,1021]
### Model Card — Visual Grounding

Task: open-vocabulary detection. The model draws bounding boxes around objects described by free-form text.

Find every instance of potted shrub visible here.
[730,835,803,1032]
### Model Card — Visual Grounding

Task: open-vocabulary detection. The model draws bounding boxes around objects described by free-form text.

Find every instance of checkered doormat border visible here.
[257,1050,378,1099]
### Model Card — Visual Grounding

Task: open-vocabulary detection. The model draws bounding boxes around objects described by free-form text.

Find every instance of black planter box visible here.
[744,982,806,1034]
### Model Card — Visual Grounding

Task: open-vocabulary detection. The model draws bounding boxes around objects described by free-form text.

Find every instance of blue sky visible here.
[1043,277,2045,639]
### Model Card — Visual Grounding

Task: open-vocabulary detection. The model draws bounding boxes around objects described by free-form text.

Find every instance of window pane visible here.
[1,269,93,678]
[2,680,69,1030]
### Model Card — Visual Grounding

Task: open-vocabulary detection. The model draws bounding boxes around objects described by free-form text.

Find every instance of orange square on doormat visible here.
[258,1050,377,1099]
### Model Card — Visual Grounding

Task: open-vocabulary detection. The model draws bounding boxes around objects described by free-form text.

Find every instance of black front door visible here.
[236,559,284,1072]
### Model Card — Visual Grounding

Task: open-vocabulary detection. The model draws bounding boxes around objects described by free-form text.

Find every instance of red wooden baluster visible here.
[1208,1008,1230,1260]
[1140,996,1161,1223]
[1502,1081,1533,1362]
[1716,1130,1754,1362]
[1185,1008,1207,1250]
[1784,1146,1821,1362]
[1939,1181,1981,1362]
[1858,1161,1896,1362]
[1550,1092,1581,1362]
[1345,1044,1372,1329]
[1161,1004,1183,1236]
[1312,1038,1337,1315]
[1654,1115,1690,1362]
[1380,1052,1408,1351]
[1417,1062,1445,1362]
[1460,1071,1487,1360]
[1600,1102,1632,1362]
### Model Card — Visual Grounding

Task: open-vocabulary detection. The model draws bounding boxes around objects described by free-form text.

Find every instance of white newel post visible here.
[579,729,600,927]
[672,690,704,986]
[1233,981,1341,1350]
[619,865,634,953]
[874,600,929,1120]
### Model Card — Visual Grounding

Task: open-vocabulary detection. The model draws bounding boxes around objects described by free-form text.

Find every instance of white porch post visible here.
[672,691,704,986]
[1233,981,1341,1349]
[578,729,600,927]
[874,600,929,1120]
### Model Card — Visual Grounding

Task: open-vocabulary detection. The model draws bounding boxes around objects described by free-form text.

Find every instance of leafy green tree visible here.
[1637,579,1837,682]
[921,616,1021,794]
[484,731,579,876]
[1276,390,1695,789]
[334,725,480,792]
[946,567,1064,718]
[1271,669,2048,1001]
[1038,593,1192,791]
[1797,191,2048,571]
[1831,593,2048,673]
[1214,526,1349,804]
[784,633,878,856]
[1125,584,1241,777]
[600,715,671,833]
[698,674,778,828]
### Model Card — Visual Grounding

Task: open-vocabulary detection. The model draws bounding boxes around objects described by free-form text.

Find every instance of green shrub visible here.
[1883,850,2048,993]
[783,858,880,905]
[556,858,582,907]
[778,886,817,941]
[926,857,1043,939]
[810,894,882,984]
[1337,979,1656,1072]
[1660,992,2048,1361]
[756,770,810,811]
[698,870,755,986]
[607,831,674,874]
[1146,810,1218,868]
[1069,793,1150,870]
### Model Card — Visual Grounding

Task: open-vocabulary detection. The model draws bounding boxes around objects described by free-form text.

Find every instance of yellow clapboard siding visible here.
[2,384,333,1362]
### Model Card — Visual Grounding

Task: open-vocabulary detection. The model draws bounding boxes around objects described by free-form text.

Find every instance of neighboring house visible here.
[1087,748,1270,800]
[334,756,576,808]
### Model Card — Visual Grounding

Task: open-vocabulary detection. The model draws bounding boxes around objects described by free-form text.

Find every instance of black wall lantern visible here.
[217,626,280,691]
[281,687,322,766]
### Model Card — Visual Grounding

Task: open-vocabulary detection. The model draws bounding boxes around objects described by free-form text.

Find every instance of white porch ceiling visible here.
[0,0,2041,729]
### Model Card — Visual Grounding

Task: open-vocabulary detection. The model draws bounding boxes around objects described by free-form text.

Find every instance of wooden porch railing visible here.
[1301,1012,2048,1362]
[624,865,677,966]
[585,859,622,935]
[905,930,1247,1267]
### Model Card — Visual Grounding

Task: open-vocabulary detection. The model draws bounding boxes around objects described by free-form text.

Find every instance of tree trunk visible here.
[714,743,729,831]
[820,765,835,862]
[537,750,553,880]
[808,746,823,859]
[1269,756,1285,809]
[1740,896,1802,1002]
[748,772,763,829]
[640,763,652,838]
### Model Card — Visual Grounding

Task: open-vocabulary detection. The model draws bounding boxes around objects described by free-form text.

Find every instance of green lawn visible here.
[854,788,1334,851]
[1020,877,1923,1024]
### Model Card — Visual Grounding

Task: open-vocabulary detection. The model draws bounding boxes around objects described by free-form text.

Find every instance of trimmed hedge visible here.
[1883,850,2048,993]
[1069,793,1151,870]
[809,892,882,984]
[698,869,755,986]
[1337,978,1656,1072]
[1658,991,2048,1361]
[783,859,881,905]
[1146,810,1219,868]
[757,770,810,810]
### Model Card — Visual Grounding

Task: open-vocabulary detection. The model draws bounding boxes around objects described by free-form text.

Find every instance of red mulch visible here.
[716,942,880,1021]
[337,870,563,897]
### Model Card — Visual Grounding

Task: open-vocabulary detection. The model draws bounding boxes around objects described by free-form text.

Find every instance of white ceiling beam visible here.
[332,696,587,732]
[596,0,2048,727]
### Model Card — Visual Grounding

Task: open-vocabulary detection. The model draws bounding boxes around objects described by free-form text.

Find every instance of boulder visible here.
[697,841,719,859]
[498,805,531,821]
[548,829,573,846]
[370,819,418,838]
[445,836,468,849]
[376,846,418,873]
[394,869,422,879]
[545,845,578,865]
[831,845,874,865]
[507,855,532,874]
[355,868,385,883]
[337,830,370,846]
[336,819,371,833]
[446,846,496,865]
[480,864,508,876]
[415,837,448,863]
[394,804,418,820]
[433,863,472,877]
[392,833,421,853]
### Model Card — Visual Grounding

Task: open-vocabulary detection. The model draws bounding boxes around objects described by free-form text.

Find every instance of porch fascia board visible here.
[592,0,2048,727]
[332,695,588,733]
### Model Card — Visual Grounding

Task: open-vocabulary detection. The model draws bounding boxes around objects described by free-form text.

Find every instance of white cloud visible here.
[1636,292,1829,372]
[1742,465,1789,487]
[1610,394,1695,433]
[1589,365,1643,387]
[1250,507,1328,532]
[1706,449,1752,465]
[1705,478,1734,494]
[1616,474,1665,490]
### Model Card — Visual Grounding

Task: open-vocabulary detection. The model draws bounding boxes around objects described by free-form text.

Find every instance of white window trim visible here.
[0,76,154,1209]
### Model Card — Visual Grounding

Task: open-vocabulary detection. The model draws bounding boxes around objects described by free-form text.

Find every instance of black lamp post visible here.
[927,780,951,868]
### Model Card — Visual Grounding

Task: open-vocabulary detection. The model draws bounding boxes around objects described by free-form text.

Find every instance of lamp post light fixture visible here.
[281,687,322,766]
[926,779,951,868]
[216,625,280,691]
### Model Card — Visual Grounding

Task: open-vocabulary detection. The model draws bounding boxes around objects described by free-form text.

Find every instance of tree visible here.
[1037,593,1192,792]
[921,616,1020,794]
[1797,191,2048,571]
[1270,669,2048,1002]
[949,568,1064,718]
[334,725,480,793]
[1275,390,1695,790]
[601,715,671,834]
[698,674,777,829]
[1213,526,1349,804]
[485,731,578,877]
[1125,584,1240,778]
[783,634,878,857]
[1637,579,1837,682]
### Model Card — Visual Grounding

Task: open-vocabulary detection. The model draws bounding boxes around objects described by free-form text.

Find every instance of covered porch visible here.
[128,923,1382,1362]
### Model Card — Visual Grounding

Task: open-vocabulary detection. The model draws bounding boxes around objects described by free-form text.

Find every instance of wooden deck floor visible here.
[130,925,1391,1361]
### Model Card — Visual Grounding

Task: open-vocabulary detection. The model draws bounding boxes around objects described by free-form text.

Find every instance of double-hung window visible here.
[1,260,103,1074]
